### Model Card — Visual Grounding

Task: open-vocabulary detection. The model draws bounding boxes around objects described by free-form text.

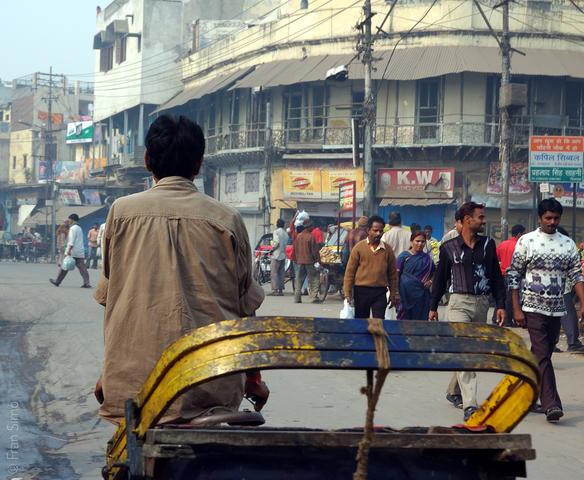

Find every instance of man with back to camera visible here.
[429,202,506,422]
[507,198,584,423]
[94,114,268,424]
[344,215,399,319]
[269,218,289,296]
[50,213,91,288]
[381,211,410,258]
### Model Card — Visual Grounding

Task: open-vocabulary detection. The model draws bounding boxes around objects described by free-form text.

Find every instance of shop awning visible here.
[23,205,107,227]
[379,198,455,207]
[153,67,255,113]
[229,46,584,90]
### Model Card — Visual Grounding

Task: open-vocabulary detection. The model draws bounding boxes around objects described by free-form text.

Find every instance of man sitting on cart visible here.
[94,114,268,424]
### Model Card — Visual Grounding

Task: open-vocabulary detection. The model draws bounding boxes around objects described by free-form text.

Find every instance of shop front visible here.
[279,167,364,228]
[376,168,456,238]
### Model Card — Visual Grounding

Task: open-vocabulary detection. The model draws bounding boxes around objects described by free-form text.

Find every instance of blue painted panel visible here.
[378,204,447,238]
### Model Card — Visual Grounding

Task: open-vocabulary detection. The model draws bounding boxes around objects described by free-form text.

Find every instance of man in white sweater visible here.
[507,198,584,423]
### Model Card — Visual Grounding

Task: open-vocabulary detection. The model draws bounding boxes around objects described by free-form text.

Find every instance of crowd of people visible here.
[31,114,580,432]
[334,199,584,424]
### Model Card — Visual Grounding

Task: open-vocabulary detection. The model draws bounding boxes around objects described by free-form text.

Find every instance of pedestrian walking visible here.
[381,211,410,258]
[396,230,435,320]
[429,202,506,421]
[343,215,399,319]
[347,216,368,252]
[493,224,525,326]
[292,221,321,304]
[507,199,584,423]
[86,223,100,269]
[49,213,91,288]
[93,114,267,423]
[269,218,289,296]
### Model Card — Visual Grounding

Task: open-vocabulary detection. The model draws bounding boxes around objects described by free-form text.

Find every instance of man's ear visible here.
[144,150,152,172]
[190,155,203,180]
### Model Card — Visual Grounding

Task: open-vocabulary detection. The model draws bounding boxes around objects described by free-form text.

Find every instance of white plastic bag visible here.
[384,305,395,320]
[295,210,310,227]
[62,256,76,271]
[340,299,355,319]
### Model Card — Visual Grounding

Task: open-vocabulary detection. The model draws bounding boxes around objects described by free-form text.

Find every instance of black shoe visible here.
[567,344,584,353]
[545,406,564,423]
[294,299,302,304]
[49,279,59,287]
[301,290,309,296]
[553,346,562,353]
[530,403,545,414]
[311,298,323,304]
[446,394,463,409]
[80,284,92,288]
[464,406,478,421]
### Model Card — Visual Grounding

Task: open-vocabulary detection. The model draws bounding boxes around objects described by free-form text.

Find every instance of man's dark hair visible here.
[538,198,563,217]
[454,208,463,222]
[511,224,525,237]
[388,211,401,226]
[368,215,385,229]
[69,214,79,222]
[276,219,285,228]
[424,225,433,232]
[458,201,485,221]
[145,114,205,179]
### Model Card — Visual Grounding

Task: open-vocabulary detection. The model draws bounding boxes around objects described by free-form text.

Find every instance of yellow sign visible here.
[282,169,322,199]
[321,169,364,200]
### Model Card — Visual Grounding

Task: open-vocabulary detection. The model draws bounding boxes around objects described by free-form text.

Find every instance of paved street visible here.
[1,263,583,479]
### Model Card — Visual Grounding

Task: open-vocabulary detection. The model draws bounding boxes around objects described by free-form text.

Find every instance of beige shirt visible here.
[381,225,410,258]
[95,176,264,424]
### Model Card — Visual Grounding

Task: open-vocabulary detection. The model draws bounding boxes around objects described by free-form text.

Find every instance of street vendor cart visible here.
[102,317,539,480]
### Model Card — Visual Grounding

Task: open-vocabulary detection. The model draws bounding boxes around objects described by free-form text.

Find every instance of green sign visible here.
[66,121,94,144]
[529,166,583,183]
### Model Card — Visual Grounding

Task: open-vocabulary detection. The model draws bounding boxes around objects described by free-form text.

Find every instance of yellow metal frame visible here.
[104,317,540,479]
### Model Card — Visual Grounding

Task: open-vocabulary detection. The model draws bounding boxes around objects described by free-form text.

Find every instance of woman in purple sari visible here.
[396,230,435,320]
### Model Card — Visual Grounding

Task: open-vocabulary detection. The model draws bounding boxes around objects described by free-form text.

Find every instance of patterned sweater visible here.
[507,229,584,316]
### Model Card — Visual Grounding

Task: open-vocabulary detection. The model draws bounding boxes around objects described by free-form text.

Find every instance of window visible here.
[284,89,303,142]
[244,172,260,193]
[224,173,237,194]
[566,82,584,130]
[116,36,127,64]
[416,78,441,141]
[351,90,365,119]
[100,46,114,72]
[311,85,327,139]
[23,154,27,169]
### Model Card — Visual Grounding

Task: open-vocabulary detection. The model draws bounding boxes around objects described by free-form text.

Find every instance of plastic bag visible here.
[294,210,310,227]
[384,305,395,320]
[62,256,76,271]
[340,299,355,319]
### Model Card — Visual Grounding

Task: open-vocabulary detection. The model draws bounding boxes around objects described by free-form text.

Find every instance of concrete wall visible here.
[94,0,183,121]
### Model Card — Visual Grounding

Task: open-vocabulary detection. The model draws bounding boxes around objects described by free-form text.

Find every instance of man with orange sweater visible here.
[343,215,399,319]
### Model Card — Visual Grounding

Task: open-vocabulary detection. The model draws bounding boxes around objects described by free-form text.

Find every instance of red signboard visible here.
[377,168,455,197]
[339,181,356,212]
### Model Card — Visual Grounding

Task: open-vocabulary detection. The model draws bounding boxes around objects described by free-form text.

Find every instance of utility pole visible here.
[499,0,512,240]
[362,0,375,216]
[263,99,272,234]
[45,67,58,263]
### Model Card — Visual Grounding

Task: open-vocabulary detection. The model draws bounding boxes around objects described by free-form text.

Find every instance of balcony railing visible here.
[203,116,584,155]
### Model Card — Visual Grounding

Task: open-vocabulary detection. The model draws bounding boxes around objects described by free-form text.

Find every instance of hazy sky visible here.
[0,0,98,82]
